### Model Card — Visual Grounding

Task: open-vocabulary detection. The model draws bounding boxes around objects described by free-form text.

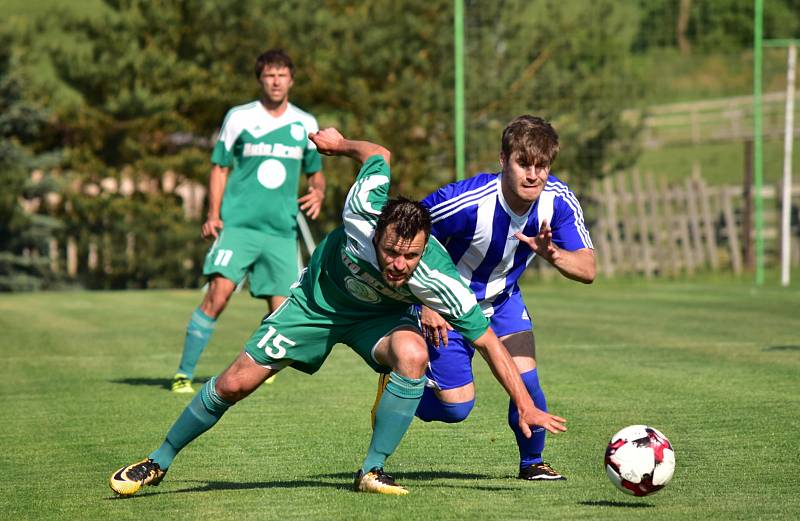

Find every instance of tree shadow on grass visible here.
[579,500,654,509]
[109,376,211,390]
[763,345,800,352]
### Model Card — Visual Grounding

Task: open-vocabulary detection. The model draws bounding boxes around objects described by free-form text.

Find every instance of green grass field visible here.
[1,275,799,520]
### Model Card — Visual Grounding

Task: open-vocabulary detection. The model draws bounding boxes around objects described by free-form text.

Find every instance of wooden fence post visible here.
[126,232,135,266]
[602,176,623,273]
[742,139,754,270]
[103,233,112,274]
[721,186,743,274]
[67,237,78,277]
[660,175,684,275]
[590,180,614,277]
[49,238,59,273]
[693,167,719,270]
[685,171,706,267]
[88,242,98,271]
[616,173,637,273]
[646,172,675,275]
[596,222,615,277]
[632,170,654,277]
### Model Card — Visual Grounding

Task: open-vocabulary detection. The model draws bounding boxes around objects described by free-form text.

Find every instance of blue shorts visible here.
[426,290,532,390]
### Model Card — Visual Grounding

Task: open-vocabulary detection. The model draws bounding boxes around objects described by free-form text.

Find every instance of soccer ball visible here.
[604,425,675,496]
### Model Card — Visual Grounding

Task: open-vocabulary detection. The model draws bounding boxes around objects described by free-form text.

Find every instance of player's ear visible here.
[499,153,507,170]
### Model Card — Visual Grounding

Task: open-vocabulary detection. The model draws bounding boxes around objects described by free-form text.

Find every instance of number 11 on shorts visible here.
[213,249,233,267]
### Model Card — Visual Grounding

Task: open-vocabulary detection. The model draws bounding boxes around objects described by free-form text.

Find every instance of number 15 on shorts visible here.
[257,326,296,359]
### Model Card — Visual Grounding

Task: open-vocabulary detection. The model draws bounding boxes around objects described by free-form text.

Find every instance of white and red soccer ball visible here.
[604,425,675,496]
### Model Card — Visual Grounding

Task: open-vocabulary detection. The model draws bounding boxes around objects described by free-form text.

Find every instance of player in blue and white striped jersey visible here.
[416,115,595,481]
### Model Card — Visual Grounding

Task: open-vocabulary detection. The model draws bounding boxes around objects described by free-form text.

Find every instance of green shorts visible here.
[202,227,298,298]
[242,277,420,374]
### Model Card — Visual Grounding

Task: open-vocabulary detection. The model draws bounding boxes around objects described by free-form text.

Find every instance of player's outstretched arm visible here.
[514,219,595,283]
[309,128,390,165]
[472,327,567,436]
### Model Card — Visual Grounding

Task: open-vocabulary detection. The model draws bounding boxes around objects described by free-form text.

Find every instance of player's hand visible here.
[308,128,345,156]
[517,406,567,437]
[298,187,324,220]
[420,306,453,348]
[514,219,560,264]
[202,217,224,239]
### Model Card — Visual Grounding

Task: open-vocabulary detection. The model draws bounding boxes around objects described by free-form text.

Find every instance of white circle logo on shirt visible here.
[344,276,381,304]
[290,124,306,141]
[257,159,287,189]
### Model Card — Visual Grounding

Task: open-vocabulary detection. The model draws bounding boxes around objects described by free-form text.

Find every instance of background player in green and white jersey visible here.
[171,49,326,393]
[110,128,567,497]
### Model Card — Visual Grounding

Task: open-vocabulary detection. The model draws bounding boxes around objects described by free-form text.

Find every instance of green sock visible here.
[361,372,426,473]
[177,307,217,380]
[149,377,232,469]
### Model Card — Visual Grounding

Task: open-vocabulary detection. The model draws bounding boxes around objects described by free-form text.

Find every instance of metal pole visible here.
[780,44,796,287]
[454,0,465,181]
[295,212,317,272]
[296,212,317,256]
[753,0,765,285]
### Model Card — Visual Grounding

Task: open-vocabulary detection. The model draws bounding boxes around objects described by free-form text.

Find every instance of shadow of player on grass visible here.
[107,472,519,499]
[579,500,655,509]
[110,376,212,390]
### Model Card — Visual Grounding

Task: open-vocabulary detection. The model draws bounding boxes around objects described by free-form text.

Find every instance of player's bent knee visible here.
[387,341,428,376]
[214,373,256,403]
[404,346,428,371]
[440,399,475,423]
[416,389,475,423]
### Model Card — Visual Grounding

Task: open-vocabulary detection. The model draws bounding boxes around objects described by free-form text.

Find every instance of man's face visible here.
[259,65,293,105]
[374,224,428,288]
[500,152,550,206]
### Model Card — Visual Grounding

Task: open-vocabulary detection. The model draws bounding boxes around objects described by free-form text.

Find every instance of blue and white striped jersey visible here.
[421,172,593,317]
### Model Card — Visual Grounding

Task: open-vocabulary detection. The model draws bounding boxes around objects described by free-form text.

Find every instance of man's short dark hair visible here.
[375,197,432,242]
[501,115,559,168]
[254,49,295,79]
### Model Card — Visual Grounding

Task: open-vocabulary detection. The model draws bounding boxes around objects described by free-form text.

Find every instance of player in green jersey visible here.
[110,128,567,497]
[172,49,326,393]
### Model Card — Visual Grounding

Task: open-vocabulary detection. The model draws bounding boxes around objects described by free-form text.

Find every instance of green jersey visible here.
[306,155,489,342]
[211,101,322,236]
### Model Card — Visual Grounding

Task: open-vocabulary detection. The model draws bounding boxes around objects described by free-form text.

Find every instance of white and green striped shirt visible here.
[307,155,488,341]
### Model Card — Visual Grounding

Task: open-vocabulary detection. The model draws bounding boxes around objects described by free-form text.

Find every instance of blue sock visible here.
[149,377,232,470]
[415,386,474,423]
[507,368,547,469]
[362,372,426,473]
[177,307,217,380]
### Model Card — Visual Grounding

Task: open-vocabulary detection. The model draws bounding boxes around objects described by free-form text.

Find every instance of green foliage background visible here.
[2,0,799,290]
[0,28,65,290]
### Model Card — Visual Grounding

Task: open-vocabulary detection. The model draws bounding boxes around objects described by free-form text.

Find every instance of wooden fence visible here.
[586,169,800,278]
[623,90,800,148]
[26,167,800,281]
